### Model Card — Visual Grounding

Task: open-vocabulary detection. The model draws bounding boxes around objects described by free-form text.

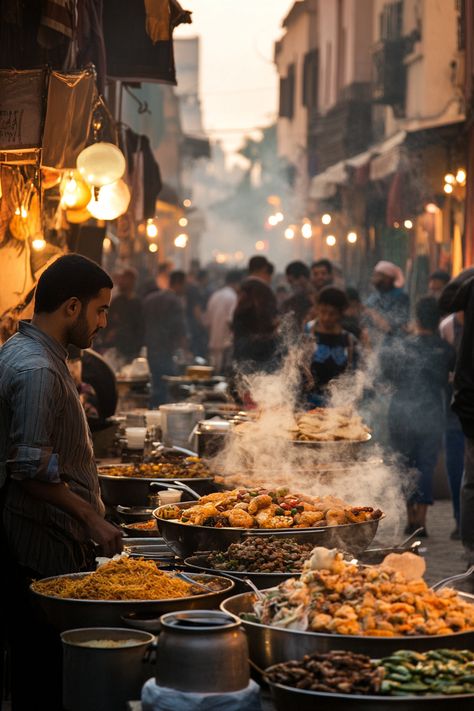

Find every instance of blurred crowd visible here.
[90,255,474,565]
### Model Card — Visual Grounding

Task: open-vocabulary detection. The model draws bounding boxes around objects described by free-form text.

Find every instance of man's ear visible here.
[63,297,82,319]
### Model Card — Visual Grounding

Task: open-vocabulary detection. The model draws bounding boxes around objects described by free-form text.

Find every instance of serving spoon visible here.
[431,565,474,591]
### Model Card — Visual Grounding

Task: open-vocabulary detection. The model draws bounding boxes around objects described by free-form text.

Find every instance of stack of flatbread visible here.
[290,408,371,442]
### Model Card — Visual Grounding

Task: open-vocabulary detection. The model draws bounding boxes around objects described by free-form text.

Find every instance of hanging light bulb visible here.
[87,179,131,220]
[255,240,265,251]
[347,231,357,244]
[322,213,332,225]
[149,243,158,253]
[444,173,456,185]
[60,170,91,210]
[326,235,336,246]
[404,219,413,229]
[77,142,126,187]
[103,237,112,252]
[275,211,284,223]
[268,215,279,227]
[456,168,466,185]
[284,227,295,240]
[178,217,188,227]
[66,207,91,224]
[444,183,454,194]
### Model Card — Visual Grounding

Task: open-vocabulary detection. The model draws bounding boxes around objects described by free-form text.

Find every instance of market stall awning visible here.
[369,131,407,181]
[309,160,347,199]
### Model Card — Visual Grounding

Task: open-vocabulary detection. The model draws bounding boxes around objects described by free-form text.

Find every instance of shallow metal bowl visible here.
[154,502,383,558]
[30,571,235,632]
[267,679,474,711]
[99,470,215,507]
[184,554,299,592]
[221,591,474,669]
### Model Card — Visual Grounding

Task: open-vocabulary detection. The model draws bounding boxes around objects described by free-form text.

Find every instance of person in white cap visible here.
[364,261,409,342]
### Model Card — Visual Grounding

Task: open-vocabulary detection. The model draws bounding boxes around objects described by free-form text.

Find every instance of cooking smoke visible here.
[210,337,406,542]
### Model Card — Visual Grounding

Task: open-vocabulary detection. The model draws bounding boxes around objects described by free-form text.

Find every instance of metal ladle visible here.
[431,565,474,592]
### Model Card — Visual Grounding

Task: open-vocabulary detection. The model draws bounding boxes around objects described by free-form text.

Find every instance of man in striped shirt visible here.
[0,254,123,709]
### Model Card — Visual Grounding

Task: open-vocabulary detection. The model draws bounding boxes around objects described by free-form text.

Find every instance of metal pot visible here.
[196,419,231,458]
[61,627,154,711]
[159,403,204,450]
[221,591,474,669]
[156,610,249,693]
[154,502,383,558]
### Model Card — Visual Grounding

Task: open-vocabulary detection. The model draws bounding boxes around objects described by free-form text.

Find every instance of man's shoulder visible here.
[0,332,53,373]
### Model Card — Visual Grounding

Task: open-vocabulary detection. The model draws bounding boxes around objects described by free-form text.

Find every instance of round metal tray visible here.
[154,502,383,558]
[221,591,474,669]
[267,679,474,711]
[30,571,234,632]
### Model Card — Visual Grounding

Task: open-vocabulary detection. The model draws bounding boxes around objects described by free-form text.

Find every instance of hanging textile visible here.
[0,69,45,155]
[41,68,96,169]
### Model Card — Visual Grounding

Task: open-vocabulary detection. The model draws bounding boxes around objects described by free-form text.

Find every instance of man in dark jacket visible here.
[439,269,474,563]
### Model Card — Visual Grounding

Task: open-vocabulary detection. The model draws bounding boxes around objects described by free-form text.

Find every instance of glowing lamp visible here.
[301,223,312,239]
[77,142,126,187]
[60,170,91,210]
[347,231,357,244]
[174,233,188,248]
[326,235,336,246]
[284,227,295,240]
[322,213,332,225]
[87,179,130,220]
[32,238,46,251]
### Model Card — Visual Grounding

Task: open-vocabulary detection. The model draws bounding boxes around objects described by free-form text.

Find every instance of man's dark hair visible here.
[169,270,187,288]
[248,255,269,274]
[311,259,333,274]
[416,296,440,332]
[285,260,310,280]
[345,286,361,303]
[34,254,113,314]
[264,261,275,276]
[429,269,450,285]
[225,270,242,286]
[317,286,349,312]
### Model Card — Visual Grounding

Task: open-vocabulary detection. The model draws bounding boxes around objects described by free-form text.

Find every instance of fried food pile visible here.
[291,408,371,442]
[251,550,474,636]
[99,457,210,479]
[158,488,383,529]
[31,558,192,600]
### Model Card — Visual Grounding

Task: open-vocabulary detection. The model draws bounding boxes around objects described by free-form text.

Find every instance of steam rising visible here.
[211,339,406,542]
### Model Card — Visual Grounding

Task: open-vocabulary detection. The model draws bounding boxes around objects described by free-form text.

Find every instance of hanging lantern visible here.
[41,168,62,190]
[87,179,130,220]
[66,207,92,224]
[77,142,126,187]
[60,170,92,210]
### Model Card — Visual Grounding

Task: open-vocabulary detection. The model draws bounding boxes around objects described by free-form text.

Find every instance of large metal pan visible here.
[30,571,234,632]
[221,591,474,669]
[267,679,474,711]
[98,468,215,507]
[154,502,384,558]
[184,554,298,592]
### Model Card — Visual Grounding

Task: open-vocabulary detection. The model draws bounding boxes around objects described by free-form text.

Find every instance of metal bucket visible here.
[159,403,204,450]
[61,627,154,711]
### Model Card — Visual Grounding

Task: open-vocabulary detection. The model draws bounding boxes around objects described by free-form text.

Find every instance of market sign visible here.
[0,70,44,151]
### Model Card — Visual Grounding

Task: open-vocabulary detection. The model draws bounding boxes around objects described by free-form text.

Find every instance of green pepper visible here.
[396,682,430,692]
[388,673,412,683]
[441,685,466,694]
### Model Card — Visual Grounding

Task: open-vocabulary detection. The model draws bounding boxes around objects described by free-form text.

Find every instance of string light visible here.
[178,217,188,227]
[183,198,192,208]
[425,203,439,214]
[274,211,284,223]
[322,213,332,225]
[146,219,158,238]
[284,227,295,240]
[444,183,454,194]
[103,237,111,252]
[456,169,466,185]
[347,231,357,244]
[32,238,46,251]
[326,235,336,246]
[444,173,456,185]
[301,222,312,239]
[174,233,188,248]
[255,240,265,251]
[268,215,279,227]
[403,219,413,229]
[148,243,158,253]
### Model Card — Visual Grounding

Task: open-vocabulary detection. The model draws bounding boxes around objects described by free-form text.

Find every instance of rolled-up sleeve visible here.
[7,367,61,483]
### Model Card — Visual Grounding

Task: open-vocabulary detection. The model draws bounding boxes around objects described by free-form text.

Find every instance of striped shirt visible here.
[0,321,104,576]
